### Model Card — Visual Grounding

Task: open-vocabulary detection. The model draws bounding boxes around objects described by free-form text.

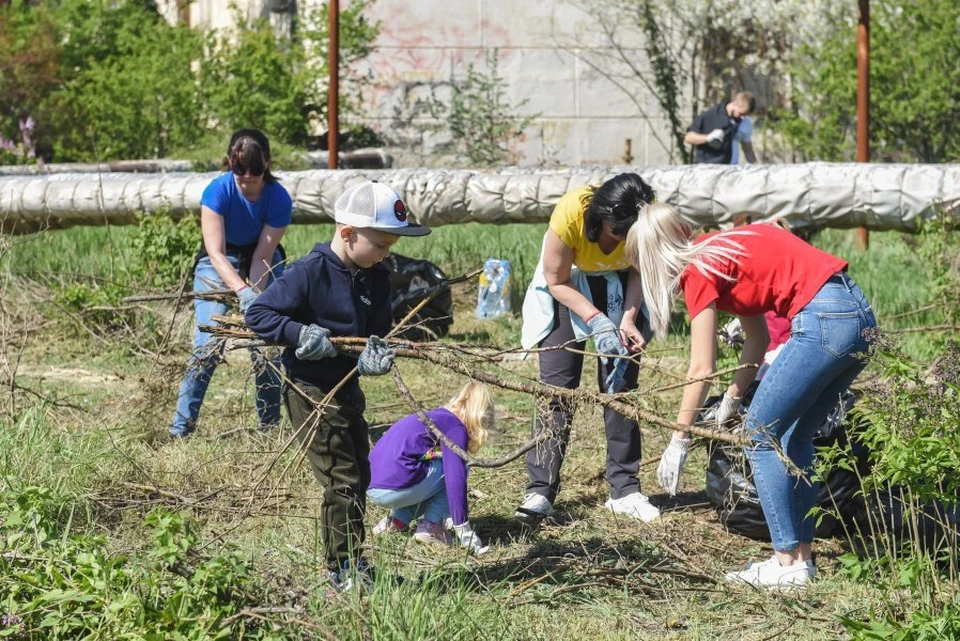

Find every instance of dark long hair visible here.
[227,128,277,184]
[583,173,656,242]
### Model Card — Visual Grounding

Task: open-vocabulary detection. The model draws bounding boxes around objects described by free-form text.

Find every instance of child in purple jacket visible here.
[367,381,494,554]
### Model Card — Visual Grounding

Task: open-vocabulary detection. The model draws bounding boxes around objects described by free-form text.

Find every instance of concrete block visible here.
[575,51,659,118]
[481,0,566,47]
[494,48,578,118]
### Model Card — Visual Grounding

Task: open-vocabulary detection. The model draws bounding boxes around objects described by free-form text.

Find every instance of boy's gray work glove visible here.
[587,313,629,393]
[452,521,489,555]
[357,335,395,376]
[295,324,336,360]
[237,286,259,314]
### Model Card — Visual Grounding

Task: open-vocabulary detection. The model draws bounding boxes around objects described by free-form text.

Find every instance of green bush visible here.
[0,489,272,640]
[130,212,202,291]
[42,0,210,161]
[0,0,380,163]
[775,0,960,162]
[817,214,960,635]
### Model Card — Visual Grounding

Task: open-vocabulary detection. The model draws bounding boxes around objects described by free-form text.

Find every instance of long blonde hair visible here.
[445,381,494,454]
[625,203,753,339]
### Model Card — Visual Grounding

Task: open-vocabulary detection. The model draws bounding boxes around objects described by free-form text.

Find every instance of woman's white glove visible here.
[452,521,489,555]
[716,394,742,429]
[657,433,691,496]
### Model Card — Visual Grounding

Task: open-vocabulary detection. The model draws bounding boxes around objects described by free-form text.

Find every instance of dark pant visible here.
[284,382,370,571]
[525,273,643,503]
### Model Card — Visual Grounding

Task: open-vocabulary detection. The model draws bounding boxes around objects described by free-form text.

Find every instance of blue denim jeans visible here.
[745,272,876,552]
[367,459,449,525]
[170,251,284,436]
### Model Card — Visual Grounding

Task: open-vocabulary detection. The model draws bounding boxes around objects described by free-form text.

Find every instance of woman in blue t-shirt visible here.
[171,129,293,438]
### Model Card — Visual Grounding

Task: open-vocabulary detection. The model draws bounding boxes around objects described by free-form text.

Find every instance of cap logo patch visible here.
[394,199,407,222]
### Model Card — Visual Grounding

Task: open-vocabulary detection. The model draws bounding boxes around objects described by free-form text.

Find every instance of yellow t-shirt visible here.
[548,186,630,272]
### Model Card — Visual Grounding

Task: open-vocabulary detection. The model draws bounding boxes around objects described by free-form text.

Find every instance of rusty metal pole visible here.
[328,0,340,169]
[856,0,870,251]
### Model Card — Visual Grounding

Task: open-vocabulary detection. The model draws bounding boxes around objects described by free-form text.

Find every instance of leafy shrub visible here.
[0,1,59,155]
[55,279,130,333]
[130,211,202,291]
[775,0,960,163]
[2,0,380,163]
[819,211,960,635]
[428,50,537,167]
[0,489,271,640]
[42,0,210,161]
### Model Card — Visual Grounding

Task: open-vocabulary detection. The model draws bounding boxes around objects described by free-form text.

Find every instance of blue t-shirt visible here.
[200,173,293,246]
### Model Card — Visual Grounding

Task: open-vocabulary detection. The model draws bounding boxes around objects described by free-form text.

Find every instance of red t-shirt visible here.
[680,224,848,321]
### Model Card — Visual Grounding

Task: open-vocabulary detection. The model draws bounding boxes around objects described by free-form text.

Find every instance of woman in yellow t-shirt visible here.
[517,173,660,524]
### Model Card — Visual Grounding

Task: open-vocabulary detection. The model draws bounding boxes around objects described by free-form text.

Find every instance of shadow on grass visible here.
[423,534,710,599]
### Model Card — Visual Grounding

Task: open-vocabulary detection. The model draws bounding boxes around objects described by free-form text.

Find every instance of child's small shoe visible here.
[373,516,409,537]
[413,519,454,546]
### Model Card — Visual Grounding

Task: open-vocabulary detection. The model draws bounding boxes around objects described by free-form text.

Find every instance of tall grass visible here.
[3,221,547,299]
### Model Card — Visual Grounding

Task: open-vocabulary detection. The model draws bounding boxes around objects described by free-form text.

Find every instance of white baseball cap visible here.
[334,181,431,237]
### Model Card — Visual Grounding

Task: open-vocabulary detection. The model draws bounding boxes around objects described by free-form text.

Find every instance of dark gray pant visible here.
[525,273,643,503]
[284,382,370,572]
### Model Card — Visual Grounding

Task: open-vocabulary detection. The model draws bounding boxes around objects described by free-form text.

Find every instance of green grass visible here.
[1,221,958,638]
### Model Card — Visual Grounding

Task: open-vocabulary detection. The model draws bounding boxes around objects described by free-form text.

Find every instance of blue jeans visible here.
[367,459,449,525]
[745,272,876,552]
[170,251,284,436]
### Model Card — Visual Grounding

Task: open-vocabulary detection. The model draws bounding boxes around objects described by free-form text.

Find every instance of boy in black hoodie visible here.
[245,181,430,591]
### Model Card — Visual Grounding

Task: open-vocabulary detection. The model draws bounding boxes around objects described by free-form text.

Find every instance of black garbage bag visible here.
[383,253,453,342]
[856,488,960,553]
[704,387,869,540]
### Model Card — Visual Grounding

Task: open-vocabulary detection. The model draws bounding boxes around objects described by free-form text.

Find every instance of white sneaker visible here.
[514,493,554,521]
[724,556,816,589]
[605,492,661,523]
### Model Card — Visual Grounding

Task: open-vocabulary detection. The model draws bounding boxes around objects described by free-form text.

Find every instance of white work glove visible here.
[705,128,725,144]
[716,394,742,429]
[657,433,691,496]
[720,317,743,346]
[586,313,629,392]
[452,521,489,555]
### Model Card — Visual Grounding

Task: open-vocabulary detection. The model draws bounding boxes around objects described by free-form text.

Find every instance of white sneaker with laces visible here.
[724,556,816,589]
[514,493,554,521]
[605,492,661,523]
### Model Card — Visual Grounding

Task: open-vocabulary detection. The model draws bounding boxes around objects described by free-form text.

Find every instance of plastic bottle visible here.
[476,258,512,319]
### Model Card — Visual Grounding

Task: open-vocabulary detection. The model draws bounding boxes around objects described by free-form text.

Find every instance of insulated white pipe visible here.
[1,163,958,234]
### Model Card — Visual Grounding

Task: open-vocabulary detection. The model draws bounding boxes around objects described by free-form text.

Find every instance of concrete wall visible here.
[161,0,684,167]
[356,0,676,167]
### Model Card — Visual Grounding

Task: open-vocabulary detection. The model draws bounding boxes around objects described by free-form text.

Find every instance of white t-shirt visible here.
[730,116,753,165]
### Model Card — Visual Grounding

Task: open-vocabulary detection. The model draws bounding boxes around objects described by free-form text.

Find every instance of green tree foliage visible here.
[45,0,209,160]
[0,0,380,163]
[777,0,960,162]
[0,1,59,149]
[204,17,310,146]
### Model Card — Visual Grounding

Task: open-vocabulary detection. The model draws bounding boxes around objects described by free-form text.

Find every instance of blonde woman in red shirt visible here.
[626,204,876,589]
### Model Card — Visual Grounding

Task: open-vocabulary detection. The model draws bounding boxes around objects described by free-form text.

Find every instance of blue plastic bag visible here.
[476,258,512,319]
